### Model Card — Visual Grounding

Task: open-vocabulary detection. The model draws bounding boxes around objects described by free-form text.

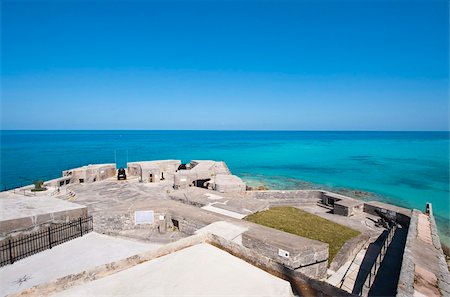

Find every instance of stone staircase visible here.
[55,189,77,201]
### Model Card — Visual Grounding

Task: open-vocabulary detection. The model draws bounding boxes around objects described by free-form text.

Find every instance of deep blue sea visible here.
[1,130,449,245]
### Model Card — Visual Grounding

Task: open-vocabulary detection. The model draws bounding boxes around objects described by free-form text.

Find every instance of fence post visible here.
[48,227,52,249]
[79,217,83,236]
[8,240,14,264]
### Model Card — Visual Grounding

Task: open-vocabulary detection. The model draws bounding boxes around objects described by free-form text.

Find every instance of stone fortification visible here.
[397,206,450,297]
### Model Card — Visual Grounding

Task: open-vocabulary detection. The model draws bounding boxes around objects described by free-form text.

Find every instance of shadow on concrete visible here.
[368,226,407,296]
[351,230,388,295]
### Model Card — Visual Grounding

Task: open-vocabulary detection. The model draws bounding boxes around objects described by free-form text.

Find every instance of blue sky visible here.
[1,0,449,130]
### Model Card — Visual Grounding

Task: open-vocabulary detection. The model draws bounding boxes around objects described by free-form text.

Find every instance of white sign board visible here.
[278,248,290,258]
[134,210,154,225]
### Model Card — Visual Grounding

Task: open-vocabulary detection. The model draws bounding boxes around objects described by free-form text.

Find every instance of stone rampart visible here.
[206,233,355,297]
[397,208,450,297]
[329,233,370,272]
[364,201,411,227]
[168,205,329,279]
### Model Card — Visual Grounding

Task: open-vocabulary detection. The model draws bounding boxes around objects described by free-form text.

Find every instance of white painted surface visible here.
[0,232,161,296]
[195,221,248,245]
[204,193,223,200]
[134,210,154,225]
[278,248,290,258]
[201,205,246,219]
[53,243,294,297]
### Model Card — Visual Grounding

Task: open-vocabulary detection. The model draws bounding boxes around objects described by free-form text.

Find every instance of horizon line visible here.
[1,129,449,133]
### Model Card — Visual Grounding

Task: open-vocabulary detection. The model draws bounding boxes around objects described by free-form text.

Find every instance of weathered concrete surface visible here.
[167,202,329,279]
[0,232,161,296]
[364,201,411,227]
[56,180,329,280]
[0,195,87,235]
[10,233,207,297]
[211,174,246,193]
[243,224,329,279]
[329,233,370,272]
[206,233,356,297]
[195,221,248,245]
[169,187,269,217]
[52,243,295,297]
[173,160,231,190]
[246,189,321,207]
[61,163,116,184]
[127,160,180,183]
[397,210,450,297]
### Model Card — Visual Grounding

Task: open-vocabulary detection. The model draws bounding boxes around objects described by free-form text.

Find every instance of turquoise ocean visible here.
[1,130,449,245]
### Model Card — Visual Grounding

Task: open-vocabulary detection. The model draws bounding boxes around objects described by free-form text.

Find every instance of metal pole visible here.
[80,217,83,236]
[48,227,52,249]
[8,240,13,264]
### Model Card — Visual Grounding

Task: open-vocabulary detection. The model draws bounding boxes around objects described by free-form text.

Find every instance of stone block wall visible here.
[330,233,370,272]
[206,233,355,297]
[363,201,411,227]
[242,231,328,279]
[397,209,450,297]
[0,207,88,237]
[167,205,329,280]
[247,190,322,207]
[93,210,166,234]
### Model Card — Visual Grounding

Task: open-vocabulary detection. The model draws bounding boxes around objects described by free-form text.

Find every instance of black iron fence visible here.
[0,216,93,267]
[359,224,397,296]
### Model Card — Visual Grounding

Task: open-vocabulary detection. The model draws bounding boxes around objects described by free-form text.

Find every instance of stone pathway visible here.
[326,247,368,292]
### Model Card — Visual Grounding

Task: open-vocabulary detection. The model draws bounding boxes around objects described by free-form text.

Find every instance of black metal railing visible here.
[359,224,397,296]
[0,216,93,267]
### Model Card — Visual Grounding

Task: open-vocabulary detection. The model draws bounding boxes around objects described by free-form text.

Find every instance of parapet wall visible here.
[329,233,370,272]
[0,197,88,237]
[246,190,322,207]
[247,189,321,200]
[397,209,450,297]
[167,205,329,280]
[207,233,355,297]
[363,201,411,227]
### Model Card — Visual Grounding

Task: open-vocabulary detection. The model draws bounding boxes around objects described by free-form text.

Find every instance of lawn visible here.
[245,207,360,263]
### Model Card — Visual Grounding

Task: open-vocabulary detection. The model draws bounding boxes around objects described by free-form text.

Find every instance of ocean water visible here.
[1,130,449,244]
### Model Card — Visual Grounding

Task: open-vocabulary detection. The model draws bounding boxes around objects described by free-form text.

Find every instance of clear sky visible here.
[1,0,449,130]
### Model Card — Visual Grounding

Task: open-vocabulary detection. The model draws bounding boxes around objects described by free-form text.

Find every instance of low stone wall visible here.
[329,233,370,272]
[168,205,329,280]
[364,201,411,227]
[429,211,450,296]
[397,209,450,297]
[168,208,220,235]
[206,233,355,297]
[94,210,166,234]
[247,190,321,200]
[0,207,88,237]
[247,190,322,207]
[242,228,328,279]
[10,233,207,297]
[397,210,420,297]
[10,231,355,297]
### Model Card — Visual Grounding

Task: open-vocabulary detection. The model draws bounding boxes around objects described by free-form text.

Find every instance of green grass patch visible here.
[245,207,360,263]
